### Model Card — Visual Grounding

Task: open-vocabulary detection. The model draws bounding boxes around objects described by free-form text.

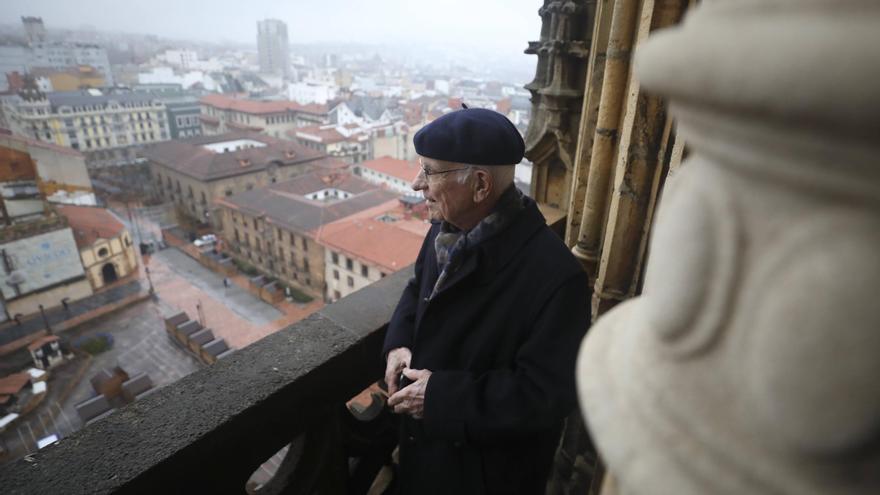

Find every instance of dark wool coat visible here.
[383,196,590,495]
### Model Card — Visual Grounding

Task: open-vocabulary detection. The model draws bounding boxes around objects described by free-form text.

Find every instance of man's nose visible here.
[412,172,427,191]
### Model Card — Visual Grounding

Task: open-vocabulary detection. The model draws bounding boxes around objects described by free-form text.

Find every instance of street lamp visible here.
[145,266,155,295]
[38,304,52,335]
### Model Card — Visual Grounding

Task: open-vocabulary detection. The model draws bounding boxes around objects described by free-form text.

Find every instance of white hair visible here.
[456,164,516,196]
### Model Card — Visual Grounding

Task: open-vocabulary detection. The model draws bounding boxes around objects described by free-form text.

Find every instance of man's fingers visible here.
[402,367,428,381]
[384,368,399,396]
[388,389,405,407]
[388,384,417,407]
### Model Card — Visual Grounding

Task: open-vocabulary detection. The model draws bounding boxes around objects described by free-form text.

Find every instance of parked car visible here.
[193,234,217,247]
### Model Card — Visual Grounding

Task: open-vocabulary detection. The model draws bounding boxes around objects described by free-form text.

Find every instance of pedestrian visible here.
[384,107,590,494]
[223,277,229,289]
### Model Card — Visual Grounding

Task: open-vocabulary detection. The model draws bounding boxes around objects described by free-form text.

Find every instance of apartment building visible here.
[144,132,330,226]
[1,88,169,167]
[320,201,429,302]
[199,94,329,139]
[257,19,290,78]
[30,65,106,92]
[215,171,398,298]
[292,123,371,165]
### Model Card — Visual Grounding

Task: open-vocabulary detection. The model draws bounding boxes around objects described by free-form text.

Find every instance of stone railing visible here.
[1,269,409,494]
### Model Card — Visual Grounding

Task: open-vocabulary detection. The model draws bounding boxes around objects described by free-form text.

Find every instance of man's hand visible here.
[388,368,431,419]
[384,347,412,396]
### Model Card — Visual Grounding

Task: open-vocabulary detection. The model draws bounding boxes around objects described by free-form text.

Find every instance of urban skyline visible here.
[0,0,544,48]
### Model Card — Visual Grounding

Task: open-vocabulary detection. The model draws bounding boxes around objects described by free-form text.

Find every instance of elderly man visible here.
[383,108,589,494]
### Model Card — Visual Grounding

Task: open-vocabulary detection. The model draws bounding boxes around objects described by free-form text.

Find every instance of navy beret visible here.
[414,108,524,166]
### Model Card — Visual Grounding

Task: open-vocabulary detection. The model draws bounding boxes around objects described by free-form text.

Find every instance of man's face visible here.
[412,157,474,229]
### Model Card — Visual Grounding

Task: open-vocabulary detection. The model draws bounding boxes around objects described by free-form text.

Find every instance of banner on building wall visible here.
[0,227,85,300]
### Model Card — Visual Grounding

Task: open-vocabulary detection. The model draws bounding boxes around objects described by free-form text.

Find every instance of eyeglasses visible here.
[418,160,471,178]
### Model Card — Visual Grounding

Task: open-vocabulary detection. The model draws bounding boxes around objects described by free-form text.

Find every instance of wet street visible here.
[1,202,321,463]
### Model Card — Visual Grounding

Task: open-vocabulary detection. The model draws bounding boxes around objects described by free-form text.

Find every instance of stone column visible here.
[577,1,880,494]
[525,1,594,210]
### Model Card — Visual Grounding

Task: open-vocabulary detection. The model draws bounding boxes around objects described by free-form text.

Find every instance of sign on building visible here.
[0,228,85,300]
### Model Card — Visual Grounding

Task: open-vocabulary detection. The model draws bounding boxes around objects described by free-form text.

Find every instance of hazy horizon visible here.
[1,1,544,48]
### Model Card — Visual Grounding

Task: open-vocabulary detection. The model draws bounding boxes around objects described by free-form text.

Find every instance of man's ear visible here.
[472,169,492,203]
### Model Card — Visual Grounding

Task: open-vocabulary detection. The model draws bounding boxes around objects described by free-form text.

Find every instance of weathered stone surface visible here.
[0,269,410,494]
[525,0,595,210]
[577,2,880,494]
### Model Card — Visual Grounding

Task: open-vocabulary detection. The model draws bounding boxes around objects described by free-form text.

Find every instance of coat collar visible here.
[433,194,546,296]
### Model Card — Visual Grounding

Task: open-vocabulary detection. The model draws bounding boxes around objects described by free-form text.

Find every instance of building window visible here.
[334,290,341,300]
[346,258,353,270]
[124,236,132,247]
[253,219,258,229]
[347,276,354,288]
[302,238,308,251]
[303,259,309,272]
[333,269,339,280]
[331,252,339,265]
[361,265,368,278]
[98,247,109,257]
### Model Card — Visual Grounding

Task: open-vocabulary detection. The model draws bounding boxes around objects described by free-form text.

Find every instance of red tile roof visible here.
[293,125,347,144]
[200,94,329,116]
[56,205,126,248]
[360,156,420,183]
[296,102,331,115]
[317,214,428,272]
[0,372,30,396]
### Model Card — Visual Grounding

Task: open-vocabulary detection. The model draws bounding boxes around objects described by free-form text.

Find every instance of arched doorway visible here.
[101,263,118,285]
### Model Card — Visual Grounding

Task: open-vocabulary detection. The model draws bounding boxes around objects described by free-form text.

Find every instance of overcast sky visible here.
[2,0,544,49]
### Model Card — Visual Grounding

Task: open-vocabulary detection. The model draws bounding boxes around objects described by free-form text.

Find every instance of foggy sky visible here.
[1,0,544,49]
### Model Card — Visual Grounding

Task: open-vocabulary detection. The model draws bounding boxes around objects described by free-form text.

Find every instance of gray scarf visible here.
[430,186,525,299]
